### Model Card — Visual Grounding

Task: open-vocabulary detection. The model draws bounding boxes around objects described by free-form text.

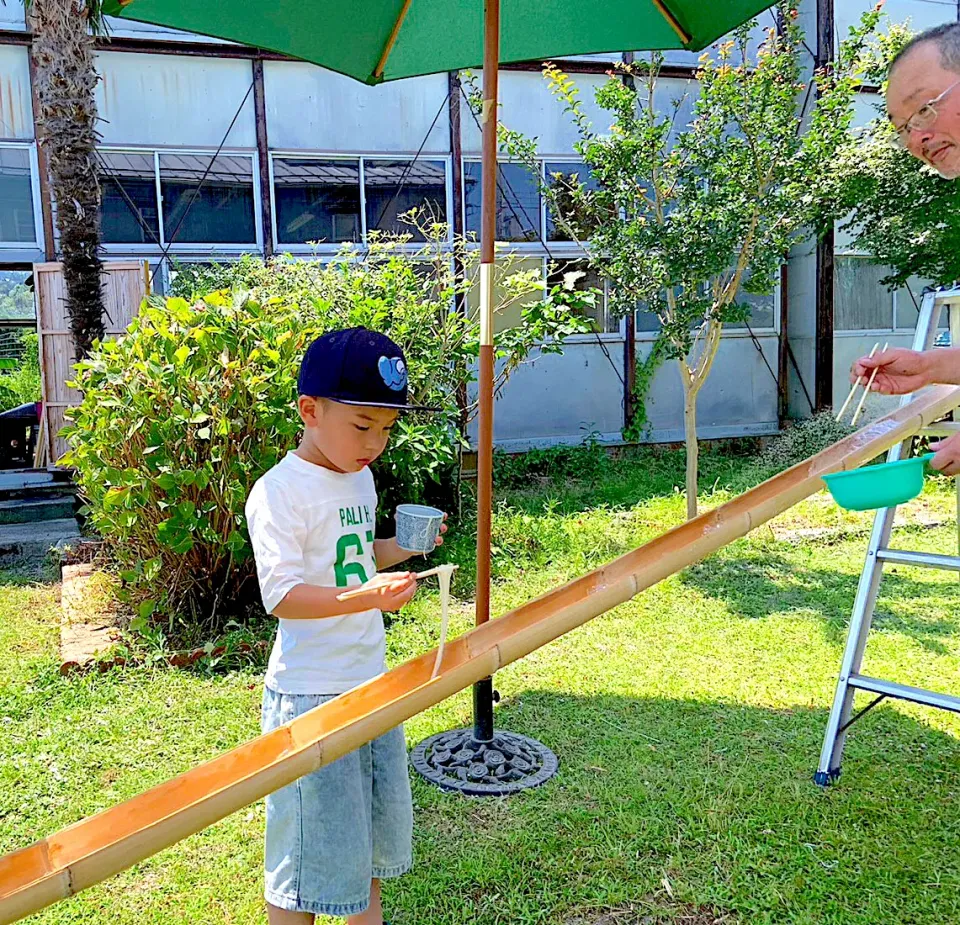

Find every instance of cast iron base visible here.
[411,728,558,796]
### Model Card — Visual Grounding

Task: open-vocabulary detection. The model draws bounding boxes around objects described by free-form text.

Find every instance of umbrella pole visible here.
[473,0,499,744]
[413,0,557,795]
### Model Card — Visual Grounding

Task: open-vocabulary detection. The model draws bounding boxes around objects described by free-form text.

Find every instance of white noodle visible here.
[430,563,456,679]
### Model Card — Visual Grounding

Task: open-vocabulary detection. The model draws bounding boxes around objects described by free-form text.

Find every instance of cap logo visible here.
[378,356,407,392]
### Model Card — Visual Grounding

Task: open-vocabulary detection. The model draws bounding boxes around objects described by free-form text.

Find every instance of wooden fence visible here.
[35,261,150,467]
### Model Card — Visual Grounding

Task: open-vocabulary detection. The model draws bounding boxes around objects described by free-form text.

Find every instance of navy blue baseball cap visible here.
[298,327,438,411]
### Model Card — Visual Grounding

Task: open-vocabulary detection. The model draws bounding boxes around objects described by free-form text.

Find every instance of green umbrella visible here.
[105,0,778,783]
[103,0,777,85]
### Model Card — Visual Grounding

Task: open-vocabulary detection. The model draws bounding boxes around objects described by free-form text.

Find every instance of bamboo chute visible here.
[3,385,960,925]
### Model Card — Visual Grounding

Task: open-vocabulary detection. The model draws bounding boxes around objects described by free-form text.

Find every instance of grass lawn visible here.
[3,446,960,924]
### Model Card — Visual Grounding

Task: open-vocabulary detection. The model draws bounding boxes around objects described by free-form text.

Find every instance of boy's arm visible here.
[374,537,413,570]
[273,575,416,619]
[374,517,448,569]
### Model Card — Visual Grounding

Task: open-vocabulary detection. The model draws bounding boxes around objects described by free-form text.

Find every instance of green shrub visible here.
[64,235,594,638]
[0,331,41,411]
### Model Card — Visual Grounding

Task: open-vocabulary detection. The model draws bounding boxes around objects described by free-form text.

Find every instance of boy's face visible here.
[298,397,399,473]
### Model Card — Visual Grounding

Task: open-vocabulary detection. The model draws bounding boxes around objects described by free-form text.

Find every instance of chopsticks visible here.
[335,564,460,602]
[836,341,887,427]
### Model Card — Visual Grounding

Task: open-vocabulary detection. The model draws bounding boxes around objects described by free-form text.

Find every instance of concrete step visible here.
[0,497,75,525]
[0,518,80,559]
[0,469,71,492]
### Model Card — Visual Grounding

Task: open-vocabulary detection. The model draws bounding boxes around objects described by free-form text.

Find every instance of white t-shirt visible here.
[245,451,385,695]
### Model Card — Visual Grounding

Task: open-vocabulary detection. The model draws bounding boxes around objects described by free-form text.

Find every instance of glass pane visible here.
[895,275,938,331]
[834,258,893,332]
[364,159,446,242]
[547,259,616,333]
[274,157,361,245]
[544,161,598,242]
[99,151,159,244]
[464,161,541,243]
[465,256,544,335]
[159,153,256,245]
[0,270,33,321]
[635,304,662,333]
[0,148,35,244]
[726,290,775,330]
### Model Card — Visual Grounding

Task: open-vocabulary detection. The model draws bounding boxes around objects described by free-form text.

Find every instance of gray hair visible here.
[890,21,960,75]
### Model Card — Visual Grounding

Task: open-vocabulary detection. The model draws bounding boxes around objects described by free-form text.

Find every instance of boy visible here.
[245,327,444,925]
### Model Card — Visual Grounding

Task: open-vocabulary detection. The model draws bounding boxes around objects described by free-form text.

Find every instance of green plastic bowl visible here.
[821,453,935,511]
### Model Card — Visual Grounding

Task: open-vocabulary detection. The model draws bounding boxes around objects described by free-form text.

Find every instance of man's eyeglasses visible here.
[892,78,960,146]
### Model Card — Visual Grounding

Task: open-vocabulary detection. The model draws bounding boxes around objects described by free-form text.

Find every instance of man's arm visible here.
[852,346,960,394]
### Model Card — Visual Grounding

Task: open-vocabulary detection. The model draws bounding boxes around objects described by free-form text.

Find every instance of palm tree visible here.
[28,0,106,358]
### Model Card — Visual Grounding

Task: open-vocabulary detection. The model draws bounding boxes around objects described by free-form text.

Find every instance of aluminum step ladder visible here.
[815,286,960,787]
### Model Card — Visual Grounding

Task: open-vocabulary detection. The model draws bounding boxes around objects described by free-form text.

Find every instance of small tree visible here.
[502,6,878,518]
[835,23,960,289]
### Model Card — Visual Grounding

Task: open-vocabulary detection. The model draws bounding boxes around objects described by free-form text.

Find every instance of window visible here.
[0,270,33,321]
[0,147,36,245]
[159,154,256,245]
[98,148,258,248]
[271,155,450,247]
[544,161,599,242]
[635,302,662,333]
[634,279,777,335]
[725,277,776,331]
[464,161,541,243]
[835,257,893,332]
[273,157,361,245]
[547,259,618,334]
[99,151,159,244]
[364,159,447,241]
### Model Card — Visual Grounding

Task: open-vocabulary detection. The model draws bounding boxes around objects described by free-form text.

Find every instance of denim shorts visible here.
[261,686,413,917]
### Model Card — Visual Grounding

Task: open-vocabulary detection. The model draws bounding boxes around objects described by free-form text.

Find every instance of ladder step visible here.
[919,423,960,436]
[849,675,960,713]
[876,549,960,571]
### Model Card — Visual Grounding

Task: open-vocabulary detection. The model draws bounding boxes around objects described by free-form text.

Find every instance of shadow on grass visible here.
[0,559,59,587]
[679,550,960,654]
[409,690,960,924]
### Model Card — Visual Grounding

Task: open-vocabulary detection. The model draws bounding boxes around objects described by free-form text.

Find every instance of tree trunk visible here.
[29,0,105,359]
[682,368,699,520]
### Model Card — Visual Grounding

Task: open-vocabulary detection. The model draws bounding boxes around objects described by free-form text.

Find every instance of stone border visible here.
[59,562,122,673]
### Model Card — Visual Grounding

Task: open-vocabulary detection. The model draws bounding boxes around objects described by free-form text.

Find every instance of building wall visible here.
[0,0,955,444]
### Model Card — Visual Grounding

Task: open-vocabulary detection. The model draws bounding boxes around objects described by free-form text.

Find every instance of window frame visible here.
[0,141,43,252]
[269,150,453,253]
[98,144,263,255]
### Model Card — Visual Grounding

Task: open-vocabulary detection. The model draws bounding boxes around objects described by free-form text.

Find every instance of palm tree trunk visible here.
[29,0,105,359]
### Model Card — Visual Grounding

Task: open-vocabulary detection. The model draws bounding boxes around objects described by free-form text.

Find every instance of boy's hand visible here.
[338,572,418,611]
[435,514,449,548]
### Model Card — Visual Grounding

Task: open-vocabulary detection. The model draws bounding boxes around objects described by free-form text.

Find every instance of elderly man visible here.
[851,22,960,474]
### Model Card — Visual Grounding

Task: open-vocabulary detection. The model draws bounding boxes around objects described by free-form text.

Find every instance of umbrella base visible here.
[410,728,558,796]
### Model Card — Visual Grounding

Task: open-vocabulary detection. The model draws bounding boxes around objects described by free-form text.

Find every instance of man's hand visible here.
[850,347,932,396]
[931,433,960,476]
[339,572,417,611]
